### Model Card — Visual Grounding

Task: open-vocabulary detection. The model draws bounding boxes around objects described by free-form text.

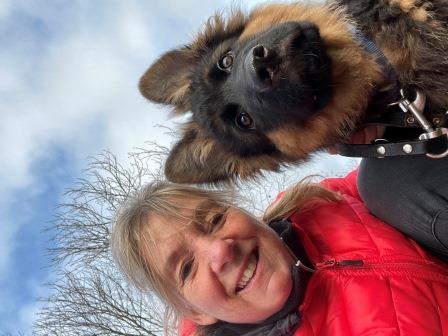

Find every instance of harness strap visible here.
[339,29,448,158]
[335,135,448,158]
[350,26,394,81]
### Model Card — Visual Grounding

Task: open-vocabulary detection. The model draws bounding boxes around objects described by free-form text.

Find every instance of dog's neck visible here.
[347,25,405,126]
[350,25,400,101]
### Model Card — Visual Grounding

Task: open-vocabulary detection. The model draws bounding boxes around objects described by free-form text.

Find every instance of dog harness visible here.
[336,28,448,159]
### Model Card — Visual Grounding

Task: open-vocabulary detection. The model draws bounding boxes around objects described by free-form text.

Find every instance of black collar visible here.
[336,26,448,158]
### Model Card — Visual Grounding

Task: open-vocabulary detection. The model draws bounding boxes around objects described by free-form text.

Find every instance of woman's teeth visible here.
[237,253,257,291]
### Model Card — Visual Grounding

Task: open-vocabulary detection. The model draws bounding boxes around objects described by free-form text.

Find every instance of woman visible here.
[111,170,448,336]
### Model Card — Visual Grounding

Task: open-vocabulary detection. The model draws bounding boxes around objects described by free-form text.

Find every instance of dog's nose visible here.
[249,44,279,90]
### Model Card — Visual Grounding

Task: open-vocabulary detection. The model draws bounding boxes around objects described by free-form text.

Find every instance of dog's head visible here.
[140,4,384,184]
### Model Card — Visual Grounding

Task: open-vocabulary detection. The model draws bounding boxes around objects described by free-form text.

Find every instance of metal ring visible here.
[426,149,448,159]
[426,134,448,159]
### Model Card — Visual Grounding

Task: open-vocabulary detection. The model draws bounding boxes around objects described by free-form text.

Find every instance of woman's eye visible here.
[211,213,224,226]
[235,112,255,130]
[180,259,193,283]
[217,52,234,72]
[207,208,227,232]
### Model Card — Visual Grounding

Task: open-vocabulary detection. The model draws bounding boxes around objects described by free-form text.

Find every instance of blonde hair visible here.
[110,179,339,335]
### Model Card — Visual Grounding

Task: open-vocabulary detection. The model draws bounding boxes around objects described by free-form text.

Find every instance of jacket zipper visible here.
[299,258,448,318]
[315,257,448,277]
[317,259,364,268]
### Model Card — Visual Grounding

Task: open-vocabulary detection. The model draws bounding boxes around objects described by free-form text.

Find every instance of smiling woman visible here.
[110,180,336,333]
[149,202,295,325]
[111,172,448,336]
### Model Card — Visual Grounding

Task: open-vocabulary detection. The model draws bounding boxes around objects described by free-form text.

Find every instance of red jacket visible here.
[181,171,448,335]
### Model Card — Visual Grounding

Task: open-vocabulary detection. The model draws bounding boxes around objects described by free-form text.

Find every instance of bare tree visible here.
[34,143,169,336]
[47,142,168,268]
[35,265,164,336]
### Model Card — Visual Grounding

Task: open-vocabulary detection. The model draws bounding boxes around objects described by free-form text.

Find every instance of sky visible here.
[0,0,358,334]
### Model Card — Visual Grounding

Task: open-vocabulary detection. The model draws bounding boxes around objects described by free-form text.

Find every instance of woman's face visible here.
[147,198,295,325]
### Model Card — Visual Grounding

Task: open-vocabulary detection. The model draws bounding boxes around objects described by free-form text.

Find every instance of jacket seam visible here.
[386,278,402,335]
[300,315,316,336]
[430,280,444,335]
[338,275,353,336]
[343,196,381,255]
[324,268,448,283]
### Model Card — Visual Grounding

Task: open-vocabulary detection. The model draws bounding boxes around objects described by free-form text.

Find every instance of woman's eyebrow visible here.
[164,245,187,279]
[192,200,217,226]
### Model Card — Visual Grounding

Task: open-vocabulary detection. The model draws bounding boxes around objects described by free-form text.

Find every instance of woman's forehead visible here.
[146,212,191,241]
[146,198,221,239]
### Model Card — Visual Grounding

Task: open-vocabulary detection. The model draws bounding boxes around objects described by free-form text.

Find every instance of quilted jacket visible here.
[181,171,448,336]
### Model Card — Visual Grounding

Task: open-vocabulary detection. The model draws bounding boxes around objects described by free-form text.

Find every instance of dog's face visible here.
[140,4,384,183]
[188,18,333,155]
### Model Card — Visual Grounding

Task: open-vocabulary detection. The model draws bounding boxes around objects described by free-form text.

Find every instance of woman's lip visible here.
[235,251,251,293]
[236,248,261,294]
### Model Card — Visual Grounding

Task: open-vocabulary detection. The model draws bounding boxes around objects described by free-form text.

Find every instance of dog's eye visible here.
[217,52,234,72]
[235,112,255,130]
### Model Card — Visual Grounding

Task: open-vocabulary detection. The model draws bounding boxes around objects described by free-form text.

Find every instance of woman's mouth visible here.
[236,250,258,292]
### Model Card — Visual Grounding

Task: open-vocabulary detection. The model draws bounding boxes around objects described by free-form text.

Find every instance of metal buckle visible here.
[395,89,448,158]
[397,89,434,132]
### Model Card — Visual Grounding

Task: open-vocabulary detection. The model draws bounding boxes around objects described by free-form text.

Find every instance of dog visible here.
[139,1,448,184]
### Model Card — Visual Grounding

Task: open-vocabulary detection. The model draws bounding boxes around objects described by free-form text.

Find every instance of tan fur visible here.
[139,48,195,113]
[412,7,429,21]
[169,83,190,108]
[163,3,386,182]
[140,1,448,184]
[390,0,417,11]
[165,122,284,184]
[191,10,247,55]
[237,4,385,160]
[390,0,429,21]
[250,5,382,159]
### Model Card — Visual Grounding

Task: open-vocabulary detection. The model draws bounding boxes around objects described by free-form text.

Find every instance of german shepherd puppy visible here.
[139,1,448,184]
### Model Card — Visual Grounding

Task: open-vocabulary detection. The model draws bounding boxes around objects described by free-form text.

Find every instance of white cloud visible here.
[0,3,240,332]
[0,0,356,333]
[0,0,354,273]
[0,0,12,21]
[18,302,41,332]
[0,275,54,332]
[17,277,54,330]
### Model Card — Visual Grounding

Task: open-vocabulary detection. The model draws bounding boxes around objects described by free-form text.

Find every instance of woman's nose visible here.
[199,238,235,274]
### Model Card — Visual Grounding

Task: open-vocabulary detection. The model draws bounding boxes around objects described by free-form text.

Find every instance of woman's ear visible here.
[189,312,218,326]
[139,47,196,113]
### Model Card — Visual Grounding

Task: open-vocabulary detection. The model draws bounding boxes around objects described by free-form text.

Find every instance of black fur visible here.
[139,1,448,184]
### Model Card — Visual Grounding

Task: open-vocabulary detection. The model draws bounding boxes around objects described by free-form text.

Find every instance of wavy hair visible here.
[110,179,339,335]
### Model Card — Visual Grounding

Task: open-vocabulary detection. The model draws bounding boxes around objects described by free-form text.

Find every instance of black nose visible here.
[250,44,279,89]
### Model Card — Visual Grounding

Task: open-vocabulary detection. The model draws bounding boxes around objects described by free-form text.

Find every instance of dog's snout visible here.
[249,44,279,90]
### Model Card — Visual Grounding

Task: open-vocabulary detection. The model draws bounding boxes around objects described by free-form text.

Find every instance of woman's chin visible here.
[255,270,294,322]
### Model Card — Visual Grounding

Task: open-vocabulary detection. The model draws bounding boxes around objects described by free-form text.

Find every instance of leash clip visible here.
[397,89,433,132]
[397,89,448,158]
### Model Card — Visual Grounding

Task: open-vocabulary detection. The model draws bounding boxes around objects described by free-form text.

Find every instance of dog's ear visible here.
[139,47,196,113]
[164,124,234,184]
[165,122,282,184]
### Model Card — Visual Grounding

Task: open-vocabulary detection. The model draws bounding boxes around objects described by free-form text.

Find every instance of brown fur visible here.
[140,1,448,184]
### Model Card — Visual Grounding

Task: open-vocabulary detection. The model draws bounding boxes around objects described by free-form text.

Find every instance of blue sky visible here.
[0,0,357,333]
